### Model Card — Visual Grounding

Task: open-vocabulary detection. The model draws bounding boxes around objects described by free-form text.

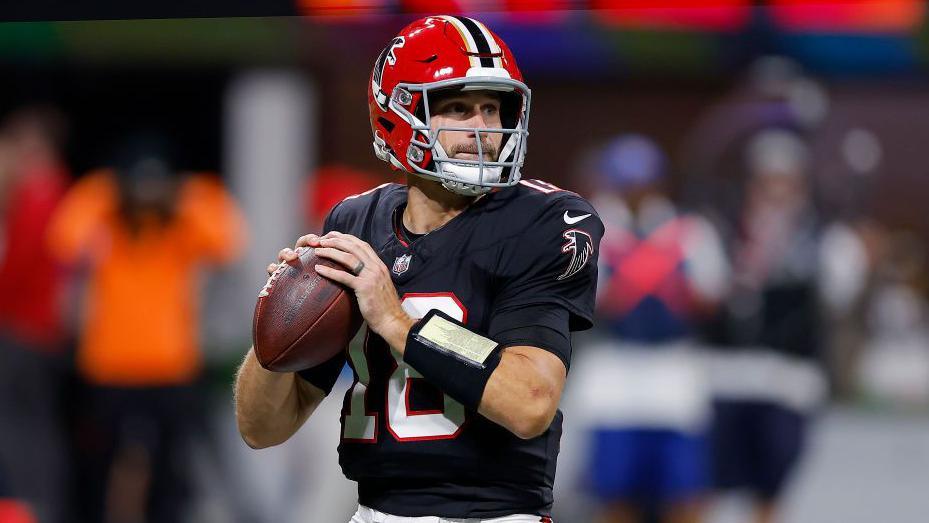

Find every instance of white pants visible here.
[349,505,550,523]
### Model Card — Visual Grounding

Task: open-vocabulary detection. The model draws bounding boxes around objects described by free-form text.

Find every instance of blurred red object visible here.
[401,0,469,14]
[400,0,570,15]
[0,500,37,523]
[297,0,390,17]
[305,164,385,228]
[770,0,924,33]
[592,0,751,31]
[0,136,69,350]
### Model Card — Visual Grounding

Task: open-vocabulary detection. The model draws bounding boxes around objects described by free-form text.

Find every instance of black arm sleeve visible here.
[489,305,572,371]
[296,350,346,395]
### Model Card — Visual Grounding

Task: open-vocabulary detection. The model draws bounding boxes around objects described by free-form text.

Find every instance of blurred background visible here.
[1,1,928,522]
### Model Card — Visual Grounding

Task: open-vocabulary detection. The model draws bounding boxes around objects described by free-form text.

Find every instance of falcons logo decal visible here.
[372,36,405,110]
[557,229,594,281]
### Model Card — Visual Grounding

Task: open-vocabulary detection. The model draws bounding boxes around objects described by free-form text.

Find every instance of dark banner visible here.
[1,0,296,22]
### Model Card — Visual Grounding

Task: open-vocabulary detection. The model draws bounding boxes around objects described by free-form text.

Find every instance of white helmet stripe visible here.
[452,16,496,68]
[471,18,504,68]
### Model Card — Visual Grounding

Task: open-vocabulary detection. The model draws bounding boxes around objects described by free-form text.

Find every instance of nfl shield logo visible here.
[392,254,412,275]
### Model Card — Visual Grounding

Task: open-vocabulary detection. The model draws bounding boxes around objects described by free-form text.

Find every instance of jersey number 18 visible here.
[342,293,467,442]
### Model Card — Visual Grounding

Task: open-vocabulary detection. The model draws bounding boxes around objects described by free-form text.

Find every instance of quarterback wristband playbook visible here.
[403,309,502,412]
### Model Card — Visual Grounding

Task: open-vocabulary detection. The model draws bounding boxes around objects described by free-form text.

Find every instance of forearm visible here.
[478,347,563,439]
[234,348,321,448]
[375,311,417,355]
[390,313,566,440]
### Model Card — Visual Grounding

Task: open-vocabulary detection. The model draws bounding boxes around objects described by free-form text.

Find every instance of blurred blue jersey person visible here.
[567,135,728,523]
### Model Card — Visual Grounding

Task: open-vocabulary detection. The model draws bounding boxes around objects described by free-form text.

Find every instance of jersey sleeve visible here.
[316,191,368,237]
[321,200,345,234]
[489,195,603,366]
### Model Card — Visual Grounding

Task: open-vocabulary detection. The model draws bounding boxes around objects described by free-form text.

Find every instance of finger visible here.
[277,248,298,262]
[316,236,361,258]
[323,231,360,244]
[295,234,320,249]
[341,238,382,269]
[341,235,381,262]
[318,236,380,266]
[267,263,278,275]
[315,264,356,287]
[321,231,365,247]
[313,247,361,273]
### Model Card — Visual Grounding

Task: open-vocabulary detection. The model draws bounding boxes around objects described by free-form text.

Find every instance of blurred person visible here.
[702,128,828,523]
[236,15,603,522]
[856,231,929,407]
[47,134,247,523]
[567,135,728,523]
[818,217,884,401]
[0,106,72,523]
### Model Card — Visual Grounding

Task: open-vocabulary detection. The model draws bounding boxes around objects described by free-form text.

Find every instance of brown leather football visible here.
[252,247,363,372]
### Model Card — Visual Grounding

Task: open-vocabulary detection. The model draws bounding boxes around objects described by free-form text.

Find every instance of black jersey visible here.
[301,180,602,518]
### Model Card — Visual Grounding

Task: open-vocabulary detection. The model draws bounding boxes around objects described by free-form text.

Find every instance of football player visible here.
[235,15,603,522]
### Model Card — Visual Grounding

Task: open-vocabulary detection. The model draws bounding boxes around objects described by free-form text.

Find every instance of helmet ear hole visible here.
[377,117,395,134]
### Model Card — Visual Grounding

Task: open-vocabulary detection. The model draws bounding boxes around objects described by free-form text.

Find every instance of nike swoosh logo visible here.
[563,211,592,225]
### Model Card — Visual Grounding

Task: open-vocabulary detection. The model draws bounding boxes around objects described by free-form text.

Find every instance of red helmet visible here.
[368,15,531,196]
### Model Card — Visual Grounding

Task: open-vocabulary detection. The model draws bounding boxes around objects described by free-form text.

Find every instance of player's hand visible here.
[311,231,414,349]
[265,234,324,275]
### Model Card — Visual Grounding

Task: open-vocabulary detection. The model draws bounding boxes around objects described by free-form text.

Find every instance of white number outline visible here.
[341,328,378,443]
[519,179,564,194]
[341,292,469,443]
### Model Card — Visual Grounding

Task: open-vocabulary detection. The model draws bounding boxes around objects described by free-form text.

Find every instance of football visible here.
[252,247,363,372]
